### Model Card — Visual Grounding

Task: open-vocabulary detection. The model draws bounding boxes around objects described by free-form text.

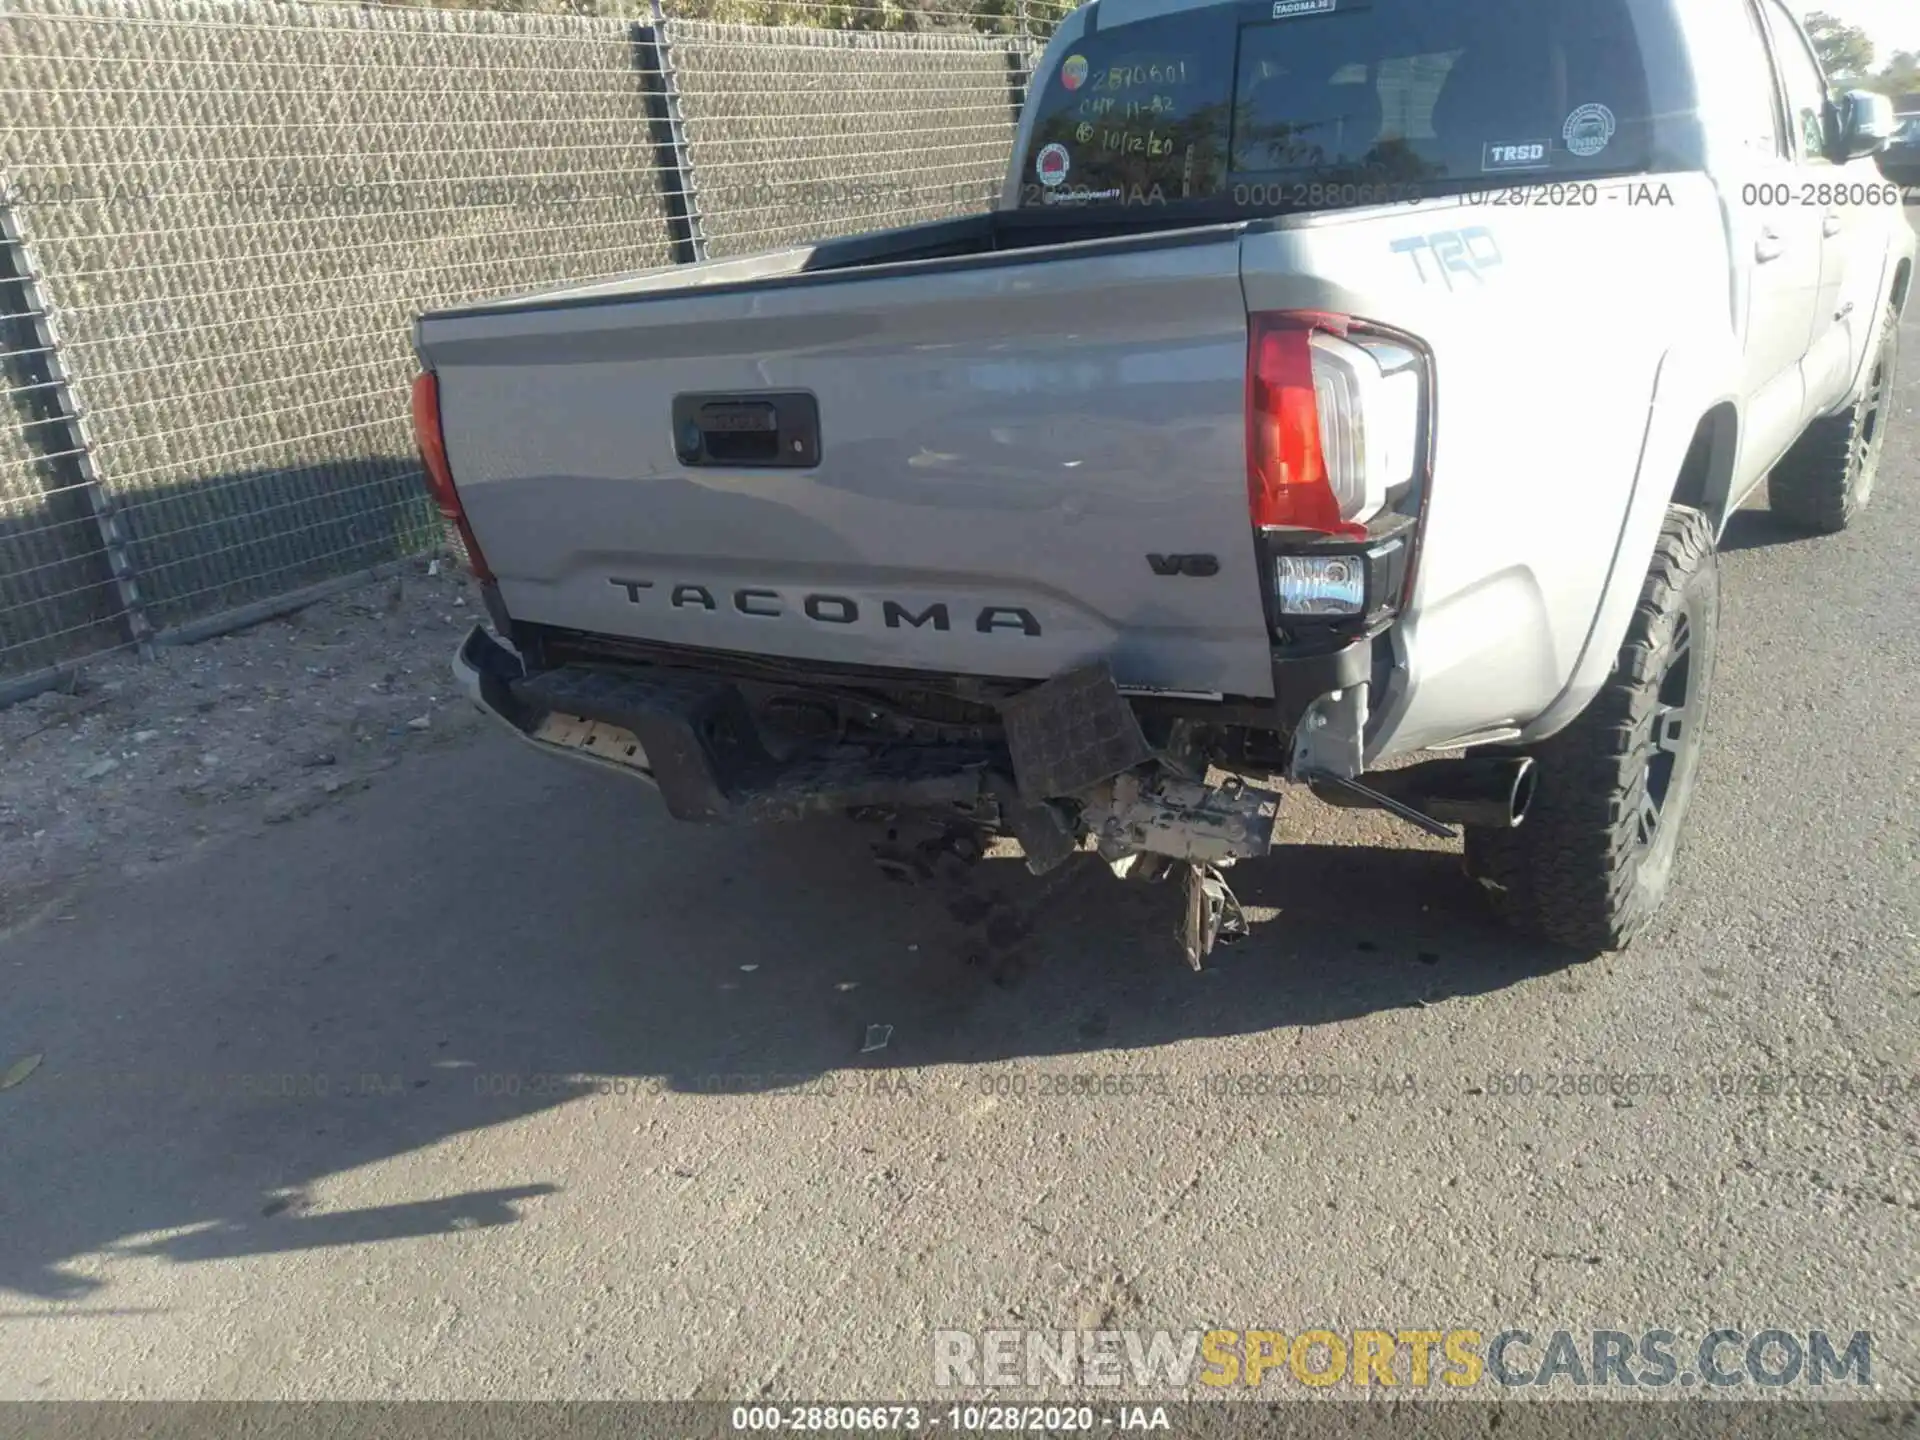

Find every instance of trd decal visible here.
[1391,227,1503,288]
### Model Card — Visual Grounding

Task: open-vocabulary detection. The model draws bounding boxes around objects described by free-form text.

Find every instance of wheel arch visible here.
[1831,256,1911,410]
[1669,403,1741,540]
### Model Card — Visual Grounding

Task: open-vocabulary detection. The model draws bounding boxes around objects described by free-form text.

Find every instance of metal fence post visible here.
[0,195,153,662]
[647,0,707,265]
[1006,0,1034,125]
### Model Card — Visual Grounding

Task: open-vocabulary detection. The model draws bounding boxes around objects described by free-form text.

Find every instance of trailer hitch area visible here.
[1084,771,1278,868]
[1183,861,1250,971]
[997,660,1279,969]
[1080,771,1276,970]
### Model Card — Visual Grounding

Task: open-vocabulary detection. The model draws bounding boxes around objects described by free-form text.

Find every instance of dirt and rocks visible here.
[0,555,488,933]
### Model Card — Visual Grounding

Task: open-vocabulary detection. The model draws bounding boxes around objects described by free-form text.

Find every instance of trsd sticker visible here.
[1482,140,1551,173]
[1563,103,1618,158]
[1061,54,1088,91]
[1272,0,1337,15]
[1036,143,1072,188]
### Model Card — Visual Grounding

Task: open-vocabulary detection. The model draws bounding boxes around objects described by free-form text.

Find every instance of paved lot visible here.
[1,314,1917,1403]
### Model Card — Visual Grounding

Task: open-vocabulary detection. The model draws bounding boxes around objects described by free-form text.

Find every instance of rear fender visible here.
[1517,336,1741,744]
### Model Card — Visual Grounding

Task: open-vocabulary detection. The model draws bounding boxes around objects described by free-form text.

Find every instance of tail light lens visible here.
[410,370,494,583]
[1248,312,1428,626]
[1248,312,1421,538]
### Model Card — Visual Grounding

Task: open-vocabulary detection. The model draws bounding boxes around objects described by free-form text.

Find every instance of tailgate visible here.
[418,231,1274,699]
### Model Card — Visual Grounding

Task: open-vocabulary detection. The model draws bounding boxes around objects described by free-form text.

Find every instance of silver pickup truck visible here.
[419,0,1914,965]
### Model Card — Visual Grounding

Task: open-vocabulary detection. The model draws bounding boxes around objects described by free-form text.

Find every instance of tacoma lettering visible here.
[883,600,950,631]
[804,594,858,625]
[608,580,1039,636]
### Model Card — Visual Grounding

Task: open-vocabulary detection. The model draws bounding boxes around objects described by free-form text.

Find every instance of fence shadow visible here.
[0,456,435,693]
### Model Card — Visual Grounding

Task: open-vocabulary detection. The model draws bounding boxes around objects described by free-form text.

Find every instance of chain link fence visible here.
[0,0,1069,702]
[669,18,1027,259]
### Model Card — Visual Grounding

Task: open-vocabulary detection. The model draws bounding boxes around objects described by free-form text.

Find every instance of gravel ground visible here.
[0,556,483,935]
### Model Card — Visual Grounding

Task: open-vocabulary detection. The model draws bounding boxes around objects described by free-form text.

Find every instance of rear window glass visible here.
[1015,0,1654,214]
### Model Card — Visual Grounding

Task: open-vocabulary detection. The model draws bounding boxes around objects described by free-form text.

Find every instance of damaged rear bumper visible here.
[452,624,996,821]
[455,623,674,797]
[452,622,1375,822]
[452,622,633,770]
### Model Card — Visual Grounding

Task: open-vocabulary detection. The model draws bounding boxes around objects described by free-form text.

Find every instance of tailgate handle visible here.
[673,391,820,468]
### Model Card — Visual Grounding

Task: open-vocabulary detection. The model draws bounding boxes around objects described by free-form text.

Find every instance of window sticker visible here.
[1482,140,1552,172]
[1036,142,1072,187]
[1562,103,1617,158]
[1061,54,1088,91]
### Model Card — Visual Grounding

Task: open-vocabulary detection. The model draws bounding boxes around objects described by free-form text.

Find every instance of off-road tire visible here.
[1768,300,1899,533]
[1463,506,1719,952]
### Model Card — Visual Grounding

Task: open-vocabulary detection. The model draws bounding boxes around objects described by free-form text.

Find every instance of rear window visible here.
[1015,0,1654,215]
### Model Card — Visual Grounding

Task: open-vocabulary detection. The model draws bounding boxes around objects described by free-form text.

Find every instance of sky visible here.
[1811,1,1920,61]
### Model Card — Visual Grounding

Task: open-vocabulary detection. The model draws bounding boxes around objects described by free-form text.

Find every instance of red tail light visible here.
[1246,312,1367,540]
[410,371,494,583]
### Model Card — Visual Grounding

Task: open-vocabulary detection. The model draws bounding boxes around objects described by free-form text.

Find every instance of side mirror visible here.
[1834,89,1896,161]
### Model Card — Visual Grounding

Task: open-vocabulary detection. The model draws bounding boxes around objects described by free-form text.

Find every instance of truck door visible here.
[1722,0,1825,483]
[1758,0,1861,414]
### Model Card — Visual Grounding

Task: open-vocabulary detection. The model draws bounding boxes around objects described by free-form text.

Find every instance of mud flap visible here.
[998,660,1153,802]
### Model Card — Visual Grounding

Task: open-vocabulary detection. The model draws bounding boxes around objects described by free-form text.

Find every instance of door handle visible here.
[1755,230,1785,262]
[671,392,821,468]
[1836,300,1855,323]
[1823,210,1845,237]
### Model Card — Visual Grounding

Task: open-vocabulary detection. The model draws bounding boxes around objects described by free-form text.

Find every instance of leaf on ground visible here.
[0,1053,44,1091]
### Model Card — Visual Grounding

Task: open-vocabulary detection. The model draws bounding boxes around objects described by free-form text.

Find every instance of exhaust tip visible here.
[1398,754,1537,830]
[1508,757,1537,828]
[1310,754,1538,832]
